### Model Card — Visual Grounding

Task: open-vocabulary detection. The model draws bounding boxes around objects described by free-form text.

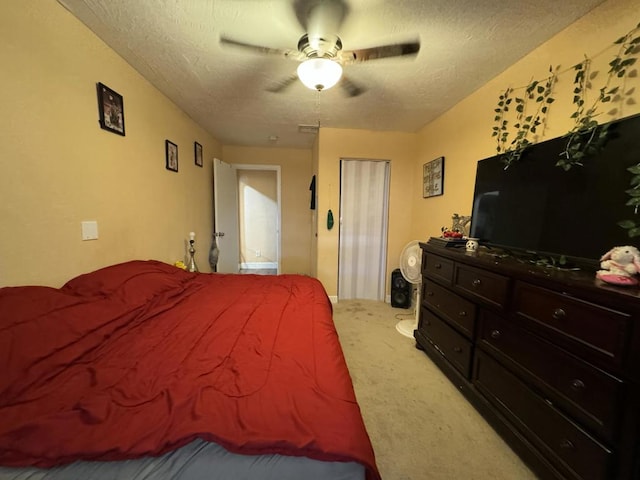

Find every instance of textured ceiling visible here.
[57,0,605,148]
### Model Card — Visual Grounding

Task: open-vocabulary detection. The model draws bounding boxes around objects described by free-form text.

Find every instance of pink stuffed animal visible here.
[596,245,640,286]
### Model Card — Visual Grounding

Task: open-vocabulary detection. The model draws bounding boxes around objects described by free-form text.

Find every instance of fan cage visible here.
[399,242,422,284]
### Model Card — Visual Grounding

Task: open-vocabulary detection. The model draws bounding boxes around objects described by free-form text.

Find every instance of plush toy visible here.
[596,245,640,286]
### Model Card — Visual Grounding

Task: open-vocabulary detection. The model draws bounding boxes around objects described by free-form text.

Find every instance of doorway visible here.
[237,165,281,274]
[338,159,390,300]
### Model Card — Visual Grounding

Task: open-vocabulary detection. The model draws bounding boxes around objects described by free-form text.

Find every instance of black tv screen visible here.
[469,113,640,268]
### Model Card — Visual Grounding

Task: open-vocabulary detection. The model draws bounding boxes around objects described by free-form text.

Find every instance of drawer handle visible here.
[458,311,467,317]
[571,379,585,391]
[472,279,481,288]
[490,329,501,339]
[434,263,442,269]
[453,346,463,353]
[552,308,566,320]
[559,439,574,449]
[426,291,434,297]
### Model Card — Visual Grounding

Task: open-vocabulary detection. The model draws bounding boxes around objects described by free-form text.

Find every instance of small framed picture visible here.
[96,82,125,136]
[194,141,203,167]
[166,140,178,172]
[423,156,445,198]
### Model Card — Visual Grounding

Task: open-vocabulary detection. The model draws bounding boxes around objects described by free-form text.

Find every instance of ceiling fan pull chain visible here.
[315,90,321,128]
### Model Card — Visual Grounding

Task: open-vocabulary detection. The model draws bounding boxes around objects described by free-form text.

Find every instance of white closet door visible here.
[338,159,390,300]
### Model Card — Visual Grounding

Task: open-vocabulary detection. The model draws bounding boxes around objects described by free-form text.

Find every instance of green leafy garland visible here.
[618,163,640,237]
[492,67,557,169]
[492,22,640,237]
[558,25,640,170]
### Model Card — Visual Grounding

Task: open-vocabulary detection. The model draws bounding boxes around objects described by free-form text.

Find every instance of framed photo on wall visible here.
[423,156,444,198]
[96,82,125,136]
[194,141,203,167]
[166,140,178,172]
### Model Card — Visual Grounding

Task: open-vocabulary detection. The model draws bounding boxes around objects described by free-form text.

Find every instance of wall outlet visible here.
[81,221,99,240]
[255,249,261,257]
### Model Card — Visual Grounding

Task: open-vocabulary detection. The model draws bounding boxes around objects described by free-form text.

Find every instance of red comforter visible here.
[0,260,380,480]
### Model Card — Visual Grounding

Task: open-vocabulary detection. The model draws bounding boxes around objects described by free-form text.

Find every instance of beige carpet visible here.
[332,299,538,480]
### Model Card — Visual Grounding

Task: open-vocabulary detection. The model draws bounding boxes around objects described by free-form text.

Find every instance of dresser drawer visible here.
[424,253,454,286]
[423,279,476,338]
[420,308,472,378]
[454,264,510,310]
[474,351,612,480]
[479,311,623,442]
[513,282,630,369]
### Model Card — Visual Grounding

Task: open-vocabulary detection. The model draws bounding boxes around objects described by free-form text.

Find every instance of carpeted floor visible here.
[332,299,538,480]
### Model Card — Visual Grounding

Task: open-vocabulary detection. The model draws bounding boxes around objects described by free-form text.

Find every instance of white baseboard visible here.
[240,262,277,269]
[330,295,388,304]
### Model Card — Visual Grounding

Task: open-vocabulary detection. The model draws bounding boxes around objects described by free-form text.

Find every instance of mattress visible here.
[0,439,364,480]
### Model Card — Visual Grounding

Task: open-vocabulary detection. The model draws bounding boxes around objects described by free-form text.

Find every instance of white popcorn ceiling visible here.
[57,0,605,148]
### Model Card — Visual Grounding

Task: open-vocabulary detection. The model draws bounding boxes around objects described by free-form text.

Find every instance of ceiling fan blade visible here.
[342,40,420,64]
[340,75,365,97]
[266,73,299,93]
[219,36,302,60]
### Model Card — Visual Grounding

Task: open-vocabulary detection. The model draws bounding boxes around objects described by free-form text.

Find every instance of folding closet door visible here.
[338,159,390,300]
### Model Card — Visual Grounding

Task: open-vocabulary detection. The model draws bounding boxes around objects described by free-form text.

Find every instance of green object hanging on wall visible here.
[327,209,334,230]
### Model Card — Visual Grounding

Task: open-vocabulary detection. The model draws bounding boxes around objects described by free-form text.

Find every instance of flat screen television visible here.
[469,112,640,269]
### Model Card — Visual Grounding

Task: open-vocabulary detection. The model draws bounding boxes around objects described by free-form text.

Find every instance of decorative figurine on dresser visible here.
[187,231,199,273]
[415,241,640,480]
[596,245,640,286]
[451,213,472,237]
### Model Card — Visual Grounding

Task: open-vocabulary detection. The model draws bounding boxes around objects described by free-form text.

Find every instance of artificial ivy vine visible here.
[491,22,640,237]
[580,23,640,238]
[559,25,640,171]
[492,66,557,169]
[618,162,640,237]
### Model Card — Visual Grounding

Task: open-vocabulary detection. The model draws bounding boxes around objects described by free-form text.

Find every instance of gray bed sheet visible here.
[0,439,365,480]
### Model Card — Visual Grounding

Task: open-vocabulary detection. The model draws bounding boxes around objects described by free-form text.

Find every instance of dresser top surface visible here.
[420,242,640,307]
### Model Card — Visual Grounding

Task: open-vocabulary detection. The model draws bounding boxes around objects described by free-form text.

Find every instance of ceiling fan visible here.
[219,0,420,97]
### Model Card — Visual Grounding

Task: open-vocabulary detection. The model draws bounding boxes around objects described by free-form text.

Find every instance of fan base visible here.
[395,319,416,338]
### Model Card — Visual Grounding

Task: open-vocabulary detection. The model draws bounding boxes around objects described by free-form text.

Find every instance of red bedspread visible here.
[0,260,380,480]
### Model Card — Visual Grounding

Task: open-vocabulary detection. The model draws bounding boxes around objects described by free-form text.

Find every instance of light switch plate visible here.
[81,221,99,240]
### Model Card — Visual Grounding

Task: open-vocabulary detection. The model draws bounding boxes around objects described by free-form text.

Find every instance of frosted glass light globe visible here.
[297,58,343,91]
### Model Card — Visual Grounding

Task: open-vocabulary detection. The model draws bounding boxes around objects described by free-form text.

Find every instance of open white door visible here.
[213,158,240,273]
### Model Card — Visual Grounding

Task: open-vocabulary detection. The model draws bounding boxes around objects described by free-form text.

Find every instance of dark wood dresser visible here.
[415,242,640,480]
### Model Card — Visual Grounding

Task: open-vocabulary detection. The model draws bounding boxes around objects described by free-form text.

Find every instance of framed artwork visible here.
[166,140,178,172]
[423,156,444,198]
[194,141,203,167]
[96,82,125,136]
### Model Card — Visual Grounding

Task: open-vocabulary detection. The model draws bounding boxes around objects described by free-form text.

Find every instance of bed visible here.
[0,260,380,480]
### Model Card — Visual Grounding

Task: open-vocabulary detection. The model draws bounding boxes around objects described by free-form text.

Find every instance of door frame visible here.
[213,158,241,273]
[234,164,282,273]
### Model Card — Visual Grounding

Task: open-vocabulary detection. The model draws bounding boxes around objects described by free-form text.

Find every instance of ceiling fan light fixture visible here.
[297,58,342,91]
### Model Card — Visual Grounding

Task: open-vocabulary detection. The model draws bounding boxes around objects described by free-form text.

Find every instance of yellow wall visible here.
[222,146,313,274]
[3,0,638,295]
[316,129,418,298]
[411,0,640,242]
[314,0,640,299]
[0,1,221,287]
